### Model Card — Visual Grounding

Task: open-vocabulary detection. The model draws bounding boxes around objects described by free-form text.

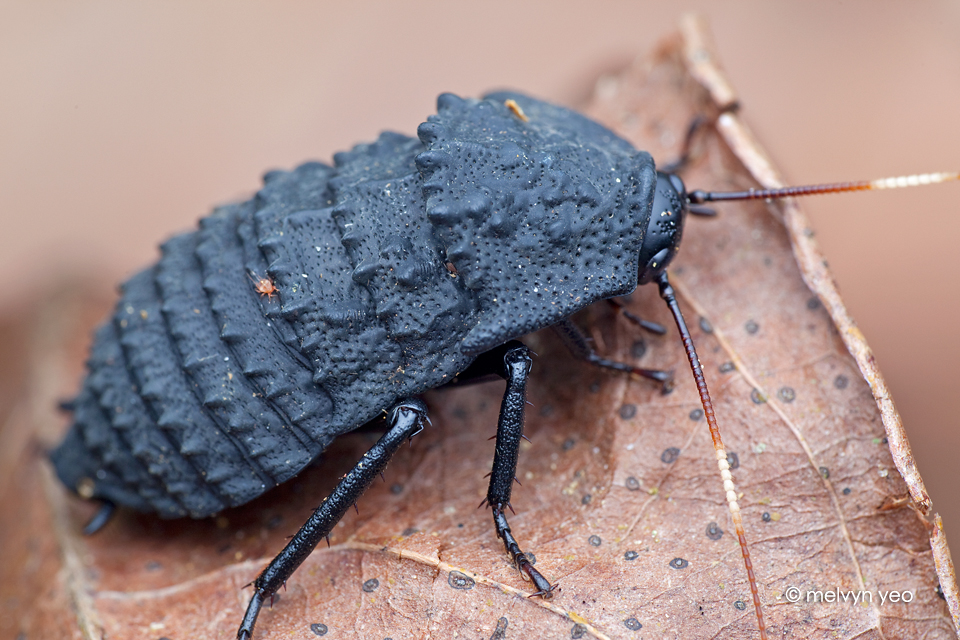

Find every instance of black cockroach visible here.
[49,91,957,639]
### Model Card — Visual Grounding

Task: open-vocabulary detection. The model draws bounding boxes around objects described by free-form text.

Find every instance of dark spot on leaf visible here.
[699,317,713,333]
[625,476,640,491]
[401,527,418,537]
[624,618,642,631]
[581,494,592,505]
[819,466,830,479]
[362,578,379,592]
[843,487,852,495]
[619,404,637,420]
[489,617,508,640]
[807,297,821,310]
[726,452,739,470]
[719,361,735,373]
[735,600,747,611]
[750,388,767,404]
[624,550,639,560]
[390,483,403,495]
[669,557,688,569]
[706,522,724,540]
[310,623,329,636]
[661,447,680,464]
[562,438,576,451]
[834,374,849,389]
[448,571,475,590]
[631,340,646,359]
[762,512,771,522]
[744,320,759,334]
[777,387,796,402]
[588,535,602,547]
[571,623,587,638]
[689,408,703,421]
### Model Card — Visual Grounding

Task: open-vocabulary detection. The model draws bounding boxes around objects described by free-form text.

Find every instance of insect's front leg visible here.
[552,317,672,385]
[481,343,555,598]
[237,400,429,640]
[607,298,668,335]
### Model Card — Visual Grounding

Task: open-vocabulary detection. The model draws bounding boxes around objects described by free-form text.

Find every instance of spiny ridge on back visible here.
[52,92,660,518]
[197,201,332,454]
[418,92,656,354]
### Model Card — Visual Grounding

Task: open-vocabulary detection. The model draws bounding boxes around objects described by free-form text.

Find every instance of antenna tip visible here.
[869,172,960,189]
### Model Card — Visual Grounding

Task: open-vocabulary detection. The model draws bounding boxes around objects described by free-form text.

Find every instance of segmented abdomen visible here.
[52,92,655,518]
[52,128,486,517]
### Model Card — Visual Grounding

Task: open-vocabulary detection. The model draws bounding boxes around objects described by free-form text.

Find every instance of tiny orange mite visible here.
[249,272,277,299]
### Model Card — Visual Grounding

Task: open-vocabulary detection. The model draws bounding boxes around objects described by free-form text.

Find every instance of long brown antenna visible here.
[688,171,960,204]
[657,272,767,640]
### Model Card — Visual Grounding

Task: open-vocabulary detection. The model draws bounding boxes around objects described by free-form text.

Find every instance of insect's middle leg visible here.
[481,342,555,598]
[237,400,428,640]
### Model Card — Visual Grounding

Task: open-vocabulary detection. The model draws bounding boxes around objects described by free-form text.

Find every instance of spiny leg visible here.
[657,114,719,216]
[607,298,668,335]
[237,400,428,640]
[552,318,672,384]
[483,343,554,598]
[657,273,767,640]
[658,114,709,174]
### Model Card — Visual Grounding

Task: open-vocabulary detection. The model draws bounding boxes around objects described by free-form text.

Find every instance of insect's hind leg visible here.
[479,342,555,598]
[237,400,428,640]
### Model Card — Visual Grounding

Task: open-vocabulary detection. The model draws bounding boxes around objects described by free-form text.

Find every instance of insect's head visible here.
[637,171,689,285]
[637,169,960,286]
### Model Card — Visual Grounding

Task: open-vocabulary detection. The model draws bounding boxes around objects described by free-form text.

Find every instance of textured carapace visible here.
[50,92,662,518]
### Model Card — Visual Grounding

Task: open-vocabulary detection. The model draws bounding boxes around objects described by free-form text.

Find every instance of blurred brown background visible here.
[2,1,958,538]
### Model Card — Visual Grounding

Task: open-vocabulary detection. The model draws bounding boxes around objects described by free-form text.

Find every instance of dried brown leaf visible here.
[3,18,956,640]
